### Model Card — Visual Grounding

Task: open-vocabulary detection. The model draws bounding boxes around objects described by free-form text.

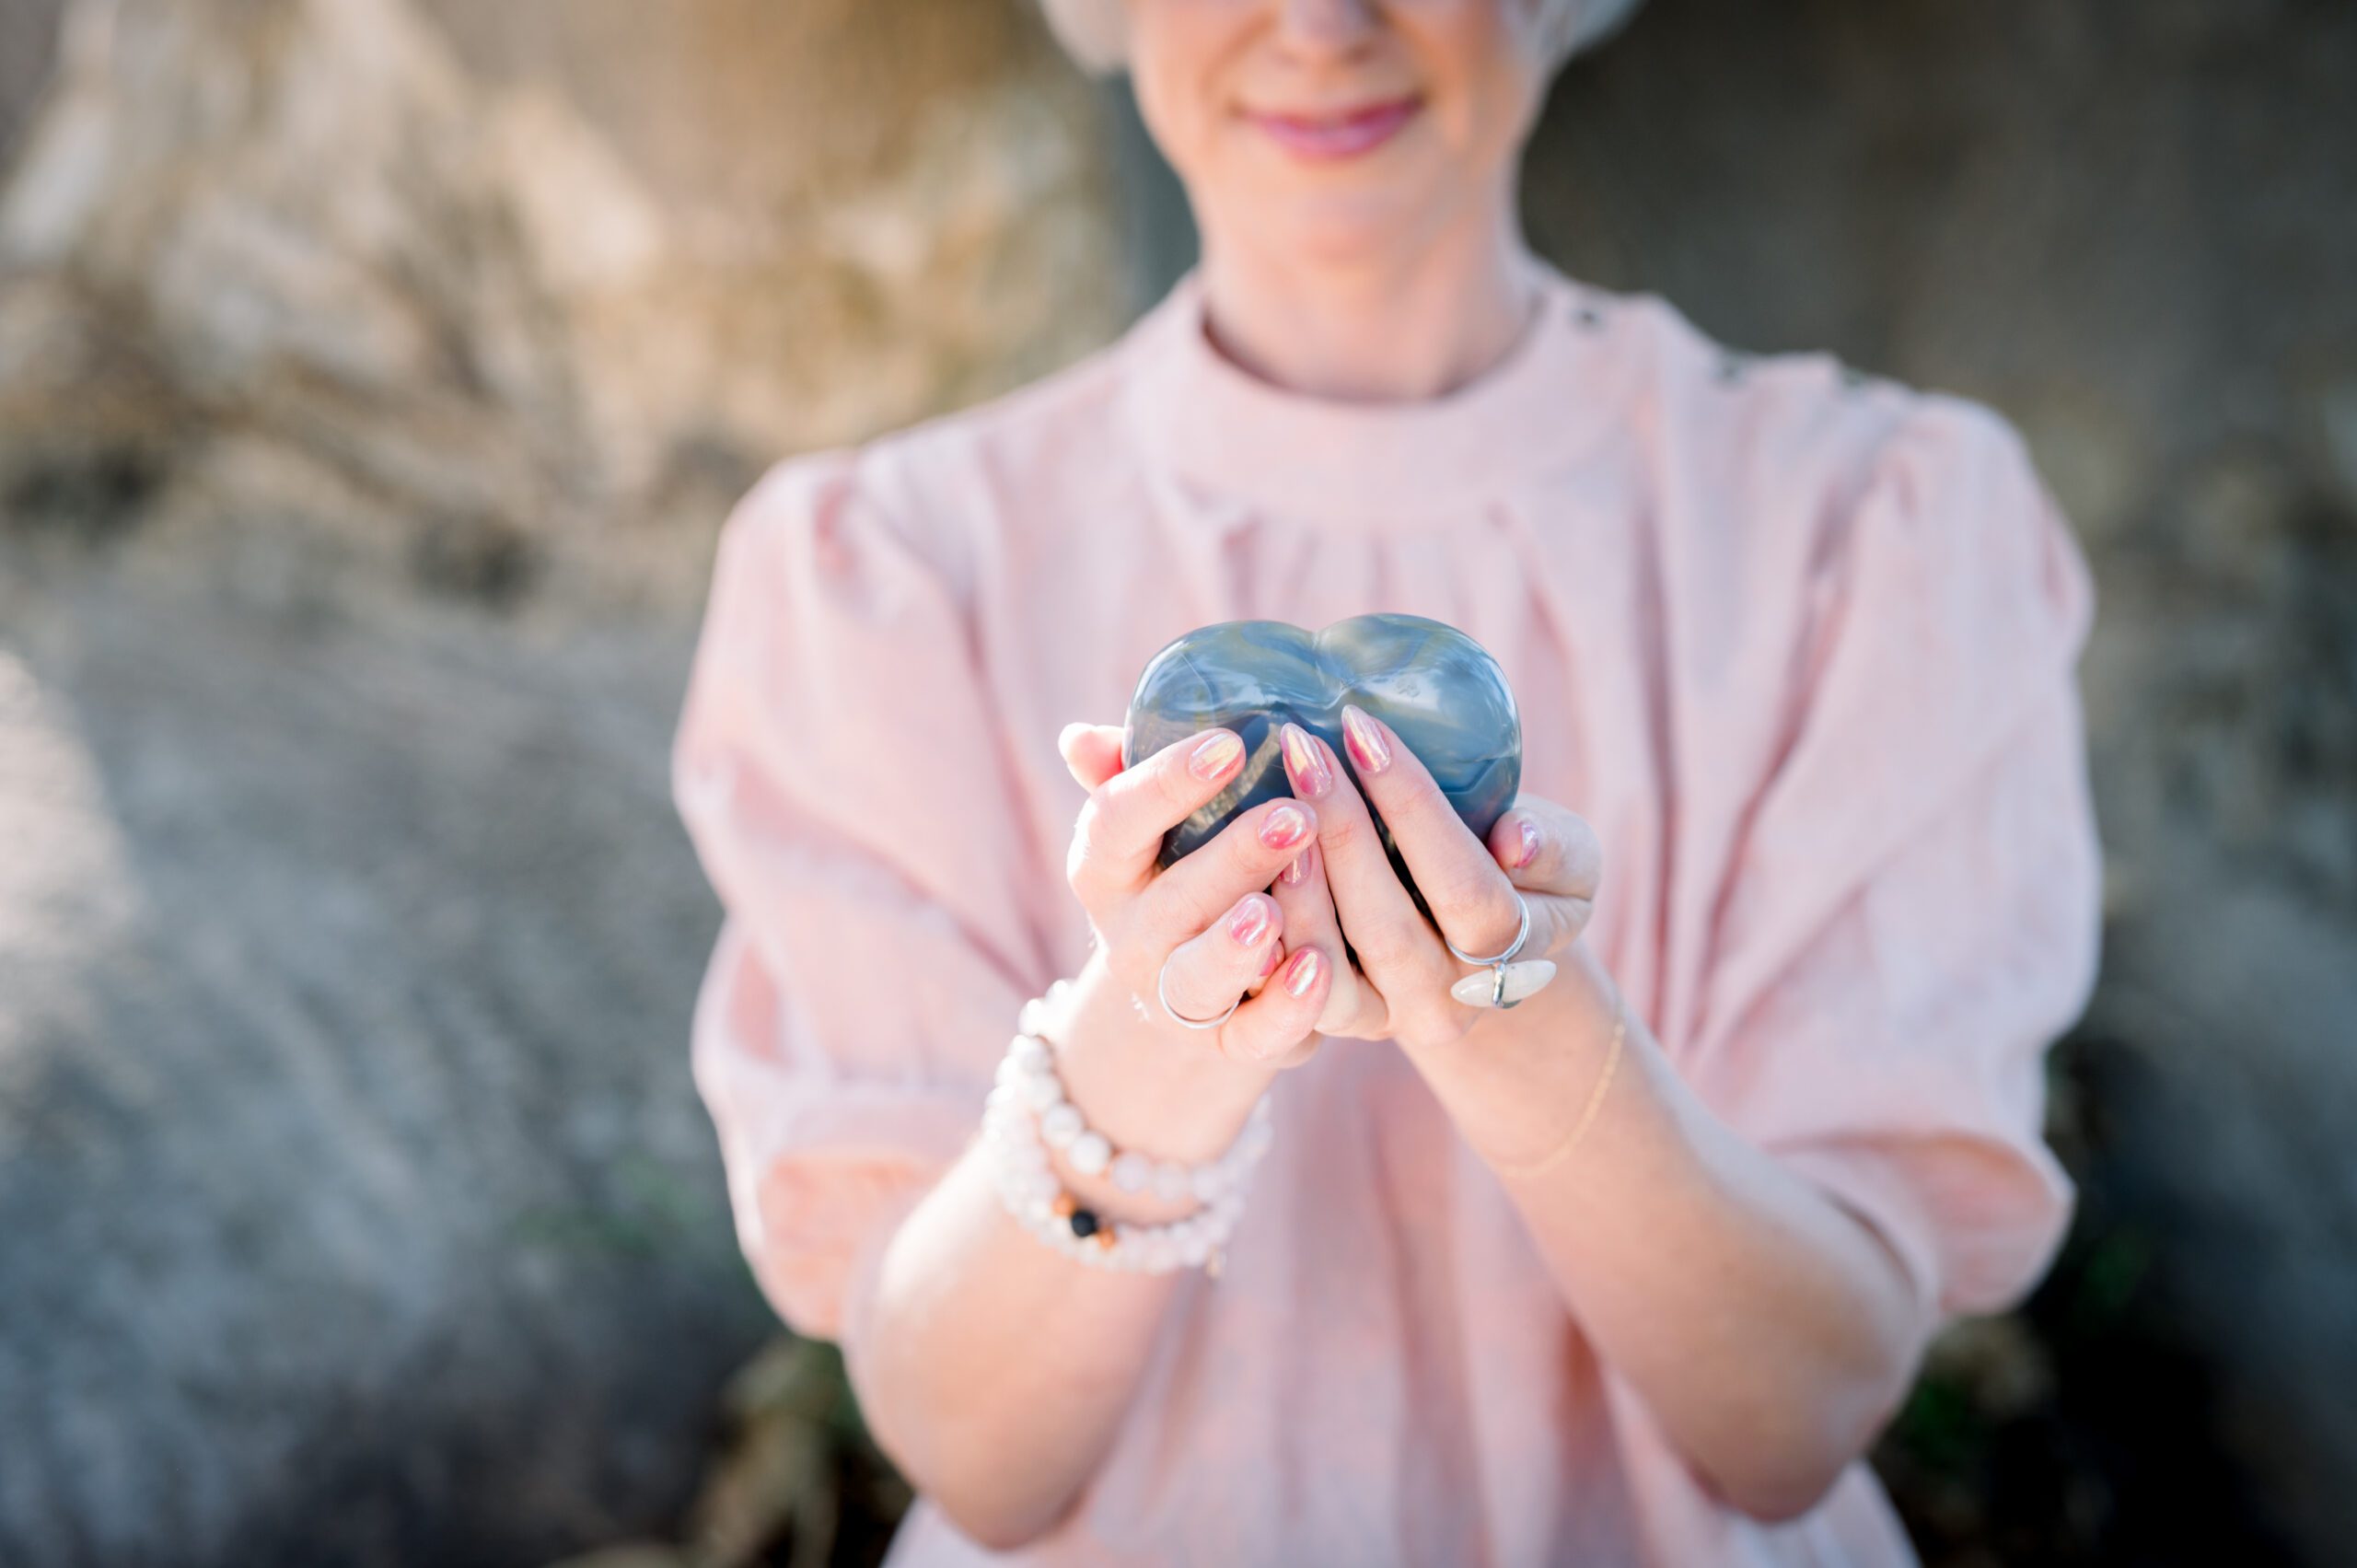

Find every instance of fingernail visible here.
[1283,947,1325,998]
[1279,844,1315,887]
[1258,939,1285,979]
[1190,729,1244,782]
[1512,820,1541,869]
[1341,705,1391,776]
[1260,802,1312,850]
[1229,896,1271,947]
[1280,722,1332,798]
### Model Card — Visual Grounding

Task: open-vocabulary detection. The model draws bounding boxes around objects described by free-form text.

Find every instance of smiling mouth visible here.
[1240,97,1422,161]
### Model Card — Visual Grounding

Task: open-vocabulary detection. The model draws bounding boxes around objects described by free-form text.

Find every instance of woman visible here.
[672,0,2103,1562]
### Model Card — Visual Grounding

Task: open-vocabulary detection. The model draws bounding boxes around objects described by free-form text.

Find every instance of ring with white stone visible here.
[1442,892,1553,1010]
[1448,958,1560,1011]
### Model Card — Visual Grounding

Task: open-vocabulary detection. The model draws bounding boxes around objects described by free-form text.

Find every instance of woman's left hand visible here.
[1273,706,1602,1051]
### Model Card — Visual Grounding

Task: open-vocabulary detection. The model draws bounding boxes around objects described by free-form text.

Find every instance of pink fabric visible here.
[672,263,2103,1566]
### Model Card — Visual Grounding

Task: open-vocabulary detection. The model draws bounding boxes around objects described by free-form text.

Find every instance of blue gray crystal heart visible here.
[1122,614,1522,916]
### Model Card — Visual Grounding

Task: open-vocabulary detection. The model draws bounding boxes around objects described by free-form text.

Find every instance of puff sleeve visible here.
[672,449,1039,1341]
[1682,399,2104,1335]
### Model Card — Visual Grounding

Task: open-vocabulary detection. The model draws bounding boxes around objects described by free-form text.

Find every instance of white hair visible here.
[1039,0,1648,77]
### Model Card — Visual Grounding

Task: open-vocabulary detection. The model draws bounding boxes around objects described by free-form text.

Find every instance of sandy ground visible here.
[0,533,770,1567]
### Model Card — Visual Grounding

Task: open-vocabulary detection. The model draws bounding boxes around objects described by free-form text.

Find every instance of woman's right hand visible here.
[1057,722,1336,1070]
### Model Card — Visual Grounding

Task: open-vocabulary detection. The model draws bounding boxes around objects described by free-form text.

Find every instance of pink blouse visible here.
[672,262,2103,1565]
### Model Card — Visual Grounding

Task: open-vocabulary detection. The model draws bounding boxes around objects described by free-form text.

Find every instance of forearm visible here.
[1405,947,1924,1519]
[839,970,1272,1549]
[840,1145,1183,1548]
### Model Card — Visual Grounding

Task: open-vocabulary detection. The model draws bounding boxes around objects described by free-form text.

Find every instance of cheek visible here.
[1126,11,1245,182]
[1411,6,1547,160]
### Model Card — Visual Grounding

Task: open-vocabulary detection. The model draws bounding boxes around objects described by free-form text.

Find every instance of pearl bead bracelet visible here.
[982,1086,1251,1274]
[981,981,1276,1274]
[999,981,1273,1206]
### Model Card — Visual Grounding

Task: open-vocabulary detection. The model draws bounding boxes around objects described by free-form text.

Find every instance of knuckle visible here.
[1149,880,1228,950]
[1318,807,1376,863]
[1428,863,1505,924]
[1219,1030,1279,1067]
[1219,1012,1280,1063]
[1153,757,1199,815]
[1268,1036,1323,1070]
[1352,919,1425,977]
[1399,774,1453,820]
[1166,959,1241,1023]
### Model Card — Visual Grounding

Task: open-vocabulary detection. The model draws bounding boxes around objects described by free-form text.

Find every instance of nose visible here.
[1270,0,1381,61]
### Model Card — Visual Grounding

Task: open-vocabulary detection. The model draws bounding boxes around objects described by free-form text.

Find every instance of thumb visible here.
[1057,722,1129,791]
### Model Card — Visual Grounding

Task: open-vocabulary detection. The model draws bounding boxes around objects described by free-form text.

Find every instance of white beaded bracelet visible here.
[982,1086,1250,1274]
[1000,981,1273,1206]
[981,982,1276,1275]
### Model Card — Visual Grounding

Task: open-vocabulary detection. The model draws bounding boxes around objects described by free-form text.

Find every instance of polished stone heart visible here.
[1122,614,1522,918]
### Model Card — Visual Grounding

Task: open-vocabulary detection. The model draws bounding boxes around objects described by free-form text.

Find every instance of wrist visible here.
[1053,956,1273,1163]
[1403,944,1629,1168]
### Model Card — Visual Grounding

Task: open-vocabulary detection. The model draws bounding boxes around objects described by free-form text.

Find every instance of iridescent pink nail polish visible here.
[1260,803,1311,850]
[1283,947,1325,998]
[1280,722,1332,798]
[1280,847,1313,887]
[1341,705,1391,775]
[1513,820,1542,869]
[1190,730,1245,782]
[1258,939,1285,979]
[1229,896,1271,947]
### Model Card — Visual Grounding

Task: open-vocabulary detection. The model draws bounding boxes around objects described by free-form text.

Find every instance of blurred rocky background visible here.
[0,0,2347,1565]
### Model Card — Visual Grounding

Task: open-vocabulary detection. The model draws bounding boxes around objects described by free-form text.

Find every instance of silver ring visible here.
[1156,952,1242,1030]
[1445,892,1530,968]
[1445,893,1534,1010]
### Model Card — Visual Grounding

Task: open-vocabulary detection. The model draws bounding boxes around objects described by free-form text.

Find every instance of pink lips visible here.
[1244,97,1421,161]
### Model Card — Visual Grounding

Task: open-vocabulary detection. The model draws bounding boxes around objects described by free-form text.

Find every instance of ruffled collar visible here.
[1118,261,1633,530]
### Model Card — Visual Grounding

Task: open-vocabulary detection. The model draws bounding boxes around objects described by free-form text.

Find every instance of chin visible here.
[1261,195,1435,270]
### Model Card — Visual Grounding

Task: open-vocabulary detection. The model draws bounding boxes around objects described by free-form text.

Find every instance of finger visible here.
[1158,890,1287,1028]
[1487,796,1604,954]
[1269,841,1388,1039]
[1486,796,1603,901]
[1220,944,1336,1065]
[1067,726,1248,901]
[1058,722,1128,792]
[1279,721,1452,999]
[1135,796,1318,955]
[1340,703,1524,965]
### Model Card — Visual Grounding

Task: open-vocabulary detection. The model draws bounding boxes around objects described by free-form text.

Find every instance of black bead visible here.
[1068,1208,1099,1239]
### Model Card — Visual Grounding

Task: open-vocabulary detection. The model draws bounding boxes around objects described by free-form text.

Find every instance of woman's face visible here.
[1125,0,1552,267]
